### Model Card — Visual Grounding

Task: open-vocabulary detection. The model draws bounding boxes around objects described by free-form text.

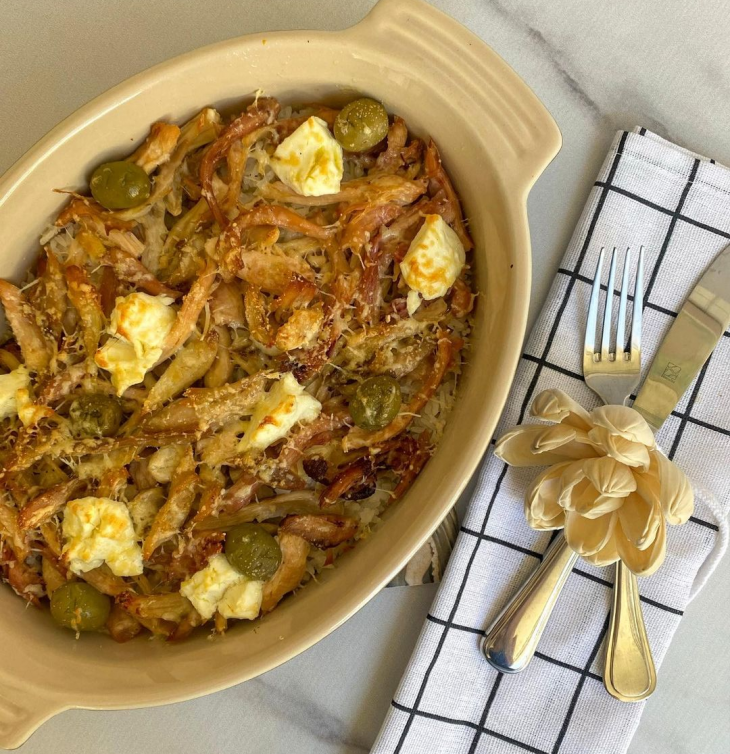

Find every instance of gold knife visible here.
[605,243,730,702]
[633,244,730,428]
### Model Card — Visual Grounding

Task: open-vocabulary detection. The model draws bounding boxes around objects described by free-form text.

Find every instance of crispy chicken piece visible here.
[0,500,31,559]
[159,261,216,361]
[244,284,275,346]
[129,121,181,174]
[204,326,233,388]
[106,602,143,643]
[320,457,376,507]
[102,247,181,299]
[274,106,338,138]
[143,337,218,414]
[17,478,85,530]
[55,196,137,231]
[209,281,245,327]
[29,249,67,340]
[449,275,475,318]
[232,248,316,295]
[36,362,87,405]
[375,116,408,172]
[274,305,324,351]
[270,278,317,313]
[279,514,358,548]
[65,265,104,366]
[1,545,43,606]
[143,449,199,559]
[259,174,426,208]
[80,564,129,597]
[220,204,334,253]
[341,203,405,255]
[260,531,310,613]
[200,97,280,227]
[118,591,196,623]
[142,371,269,434]
[424,139,473,251]
[0,280,52,374]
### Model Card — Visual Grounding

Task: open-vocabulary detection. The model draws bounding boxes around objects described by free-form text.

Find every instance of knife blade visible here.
[632,244,730,429]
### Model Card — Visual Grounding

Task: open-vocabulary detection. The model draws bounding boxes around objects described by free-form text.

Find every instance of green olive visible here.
[69,394,123,438]
[334,98,390,152]
[90,161,151,210]
[50,582,111,632]
[349,375,402,431]
[225,524,282,581]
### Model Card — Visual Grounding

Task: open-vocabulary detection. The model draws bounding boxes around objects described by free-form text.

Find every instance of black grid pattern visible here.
[374,128,730,754]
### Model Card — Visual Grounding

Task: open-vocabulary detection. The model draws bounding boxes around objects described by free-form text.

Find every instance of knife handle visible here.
[604,561,656,702]
[481,535,578,673]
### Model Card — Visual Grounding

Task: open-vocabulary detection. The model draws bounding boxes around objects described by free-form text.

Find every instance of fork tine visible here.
[584,247,605,360]
[630,246,644,361]
[600,248,617,360]
[616,248,631,358]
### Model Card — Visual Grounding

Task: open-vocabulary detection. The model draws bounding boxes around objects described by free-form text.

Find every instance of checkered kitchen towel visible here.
[373,128,730,754]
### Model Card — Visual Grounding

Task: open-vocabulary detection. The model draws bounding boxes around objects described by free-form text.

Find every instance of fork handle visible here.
[604,561,657,702]
[481,535,578,673]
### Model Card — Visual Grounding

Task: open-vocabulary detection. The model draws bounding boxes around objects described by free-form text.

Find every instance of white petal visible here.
[524,462,570,530]
[565,510,617,556]
[582,456,637,498]
[495,425,591,467]
[530,389,593,430]
[557,461,587,508]
[617,514,666,576]
[587,426,651,471]
[617,491,662,550]
[558,467,622,518]
[590,405,655,448]
[581,532,620,567]
[654,451,694,525]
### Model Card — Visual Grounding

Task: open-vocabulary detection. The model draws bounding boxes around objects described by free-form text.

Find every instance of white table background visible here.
[2,1,729,752]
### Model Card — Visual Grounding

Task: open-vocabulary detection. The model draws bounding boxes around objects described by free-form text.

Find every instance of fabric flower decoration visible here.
[494,389,694,577]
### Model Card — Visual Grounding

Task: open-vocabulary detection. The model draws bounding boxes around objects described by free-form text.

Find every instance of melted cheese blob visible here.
[400,214,465,315]
[62,497,143,577]
[239,372,322,453]
[0,365,30,420]
[217,578,264,620]
[180,553,264,621]
[95,292,176,395]
[180,554,243,620]
[270,116,343,197]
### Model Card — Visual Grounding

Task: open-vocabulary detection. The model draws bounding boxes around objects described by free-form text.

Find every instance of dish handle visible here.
[349,0,562,194]
[0,684,62,750]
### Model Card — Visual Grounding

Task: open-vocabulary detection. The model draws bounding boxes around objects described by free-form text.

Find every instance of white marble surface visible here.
[2,0,729,752]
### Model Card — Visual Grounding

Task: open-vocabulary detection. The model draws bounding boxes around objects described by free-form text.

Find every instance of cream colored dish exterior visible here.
[0,0,560,746]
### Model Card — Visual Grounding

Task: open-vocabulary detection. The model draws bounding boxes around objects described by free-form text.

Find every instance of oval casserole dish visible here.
[0,0,561,746]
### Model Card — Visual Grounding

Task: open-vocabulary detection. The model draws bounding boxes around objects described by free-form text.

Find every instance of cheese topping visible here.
[0,365,30,420]
[239,372,322,453]
[217,578,264,620]
[95,292,176,395]
[180,554,242,620]
[270,116,343,197]
[15,387,55,428]
[62,497,143,577]
[180,553,264,621]
[400,214,466,314]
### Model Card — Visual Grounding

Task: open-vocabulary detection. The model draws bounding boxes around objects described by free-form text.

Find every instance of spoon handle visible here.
[604,561,656,702]
[481,535,578,673]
